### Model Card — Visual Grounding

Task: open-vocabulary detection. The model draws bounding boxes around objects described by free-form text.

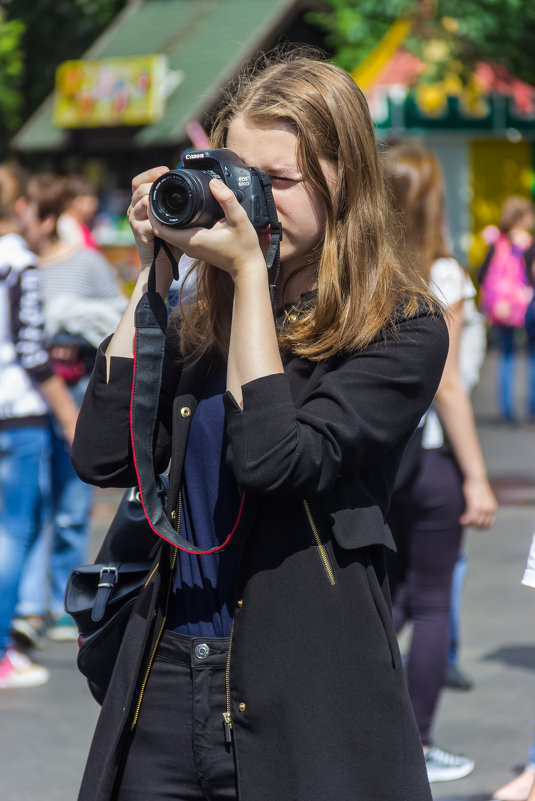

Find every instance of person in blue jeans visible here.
[478,198,535,423]
[15,377,94,642]
[11,173,126,645]
[494,325,535,422]
[0,165,78,688]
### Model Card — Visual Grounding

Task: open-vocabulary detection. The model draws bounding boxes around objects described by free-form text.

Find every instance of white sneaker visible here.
[0,648,49,688]
[11,615,46,649]
[425,745,475,782]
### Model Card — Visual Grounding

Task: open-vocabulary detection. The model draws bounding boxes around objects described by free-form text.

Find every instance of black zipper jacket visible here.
[71,304,448,801]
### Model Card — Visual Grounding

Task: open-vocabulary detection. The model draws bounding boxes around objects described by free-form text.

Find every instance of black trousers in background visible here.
[387,447,464,746]
[115,630,237,801]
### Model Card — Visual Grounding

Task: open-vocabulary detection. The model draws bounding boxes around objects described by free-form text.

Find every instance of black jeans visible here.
[388,447,464,745]
[116,630,237,801]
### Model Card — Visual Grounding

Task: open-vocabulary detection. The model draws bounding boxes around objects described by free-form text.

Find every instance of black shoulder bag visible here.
[65,478,167,703]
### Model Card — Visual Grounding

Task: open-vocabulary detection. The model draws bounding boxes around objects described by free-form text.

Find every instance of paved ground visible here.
[1,348,535,801]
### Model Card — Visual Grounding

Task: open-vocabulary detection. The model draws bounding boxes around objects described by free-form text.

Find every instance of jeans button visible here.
[195,643,210,660]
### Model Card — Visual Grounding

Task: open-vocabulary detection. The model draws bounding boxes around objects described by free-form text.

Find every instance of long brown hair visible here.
[179,52,435,361]
[382,139,451,280]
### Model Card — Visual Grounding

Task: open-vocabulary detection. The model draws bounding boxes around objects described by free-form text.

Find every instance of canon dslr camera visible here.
[149,149,271,230]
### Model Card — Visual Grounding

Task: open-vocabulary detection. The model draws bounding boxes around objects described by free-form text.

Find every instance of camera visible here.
[149,149,272,230]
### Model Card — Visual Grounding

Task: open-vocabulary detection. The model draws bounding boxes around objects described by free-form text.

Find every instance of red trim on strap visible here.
[129,328,245,554]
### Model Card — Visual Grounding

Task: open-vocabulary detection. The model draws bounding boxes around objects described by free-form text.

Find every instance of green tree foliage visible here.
[308,0,535,87]
[0,13,25,152]
[308,0,409,73]
[1,0,126,157]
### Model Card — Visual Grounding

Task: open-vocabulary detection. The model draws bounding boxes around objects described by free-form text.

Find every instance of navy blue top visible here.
[167,365,242,638]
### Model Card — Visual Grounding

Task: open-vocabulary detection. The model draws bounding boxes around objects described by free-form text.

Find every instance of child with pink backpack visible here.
[479,196,535,422]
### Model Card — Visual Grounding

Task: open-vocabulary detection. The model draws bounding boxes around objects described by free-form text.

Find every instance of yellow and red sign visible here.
[53,55,167,128]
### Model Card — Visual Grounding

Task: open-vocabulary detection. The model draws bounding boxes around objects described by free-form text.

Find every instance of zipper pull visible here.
[222,712,233,743]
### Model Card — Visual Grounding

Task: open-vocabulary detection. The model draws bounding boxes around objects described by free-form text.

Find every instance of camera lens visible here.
[161,185,189,215]
[150,169,222,228]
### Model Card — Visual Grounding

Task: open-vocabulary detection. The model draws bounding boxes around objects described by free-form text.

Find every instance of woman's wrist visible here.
[463,472,490,486]
[231,257,269,286]
[136,260,174,298]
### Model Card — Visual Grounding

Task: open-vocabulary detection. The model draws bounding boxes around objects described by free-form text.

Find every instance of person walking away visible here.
[11,173,126,646]
[479,197,535,423]
[71,52,449,801]
[0,164,78,687]
[383,140,497,783]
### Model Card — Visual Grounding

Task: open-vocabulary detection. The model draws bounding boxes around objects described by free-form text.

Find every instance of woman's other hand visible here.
[128,167,183,296]
[460,476,497,529]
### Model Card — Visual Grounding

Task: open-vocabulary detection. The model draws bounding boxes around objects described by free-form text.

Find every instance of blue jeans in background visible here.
[0,426,51,656]
[448,550,468,665]
[17,421,94,618]
[495,326,535,420]
[17,377,94,619]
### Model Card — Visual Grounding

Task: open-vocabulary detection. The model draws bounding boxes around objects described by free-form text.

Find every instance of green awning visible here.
[12,0,303,151]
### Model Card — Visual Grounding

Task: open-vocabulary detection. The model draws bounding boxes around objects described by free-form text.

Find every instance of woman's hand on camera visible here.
[128,167,182,295]
[148,178,266,282]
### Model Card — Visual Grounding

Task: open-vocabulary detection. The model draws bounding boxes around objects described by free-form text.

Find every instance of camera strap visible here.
[147,236,180,291]
[249,167,283,304]
[131,255,248,554]
[129,181,281,551]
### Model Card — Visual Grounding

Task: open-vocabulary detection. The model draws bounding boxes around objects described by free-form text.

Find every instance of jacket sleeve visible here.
[223,311,449,497]
[71,331,179,488]
[10,265,54,383]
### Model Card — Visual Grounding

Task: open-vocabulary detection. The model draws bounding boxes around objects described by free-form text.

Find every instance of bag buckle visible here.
[98,566,118,589]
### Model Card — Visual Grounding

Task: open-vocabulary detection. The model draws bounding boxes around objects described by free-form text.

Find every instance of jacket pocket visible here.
[366,563,402,670]
[303,500,336,586]
[331,505,396,551]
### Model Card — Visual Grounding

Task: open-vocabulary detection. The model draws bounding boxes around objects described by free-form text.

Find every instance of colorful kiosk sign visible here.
[53,55,167,128]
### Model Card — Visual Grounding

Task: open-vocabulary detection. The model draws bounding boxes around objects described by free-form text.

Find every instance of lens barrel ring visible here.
[150,169,222,228]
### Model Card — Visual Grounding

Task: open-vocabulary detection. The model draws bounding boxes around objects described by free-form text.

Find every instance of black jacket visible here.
[72,304,448,801]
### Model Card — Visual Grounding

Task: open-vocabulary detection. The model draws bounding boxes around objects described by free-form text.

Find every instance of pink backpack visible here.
[479,234,533,327]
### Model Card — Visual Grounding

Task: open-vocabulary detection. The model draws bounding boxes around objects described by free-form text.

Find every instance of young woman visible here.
[71,54,449,801]
[383,140,497,782]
